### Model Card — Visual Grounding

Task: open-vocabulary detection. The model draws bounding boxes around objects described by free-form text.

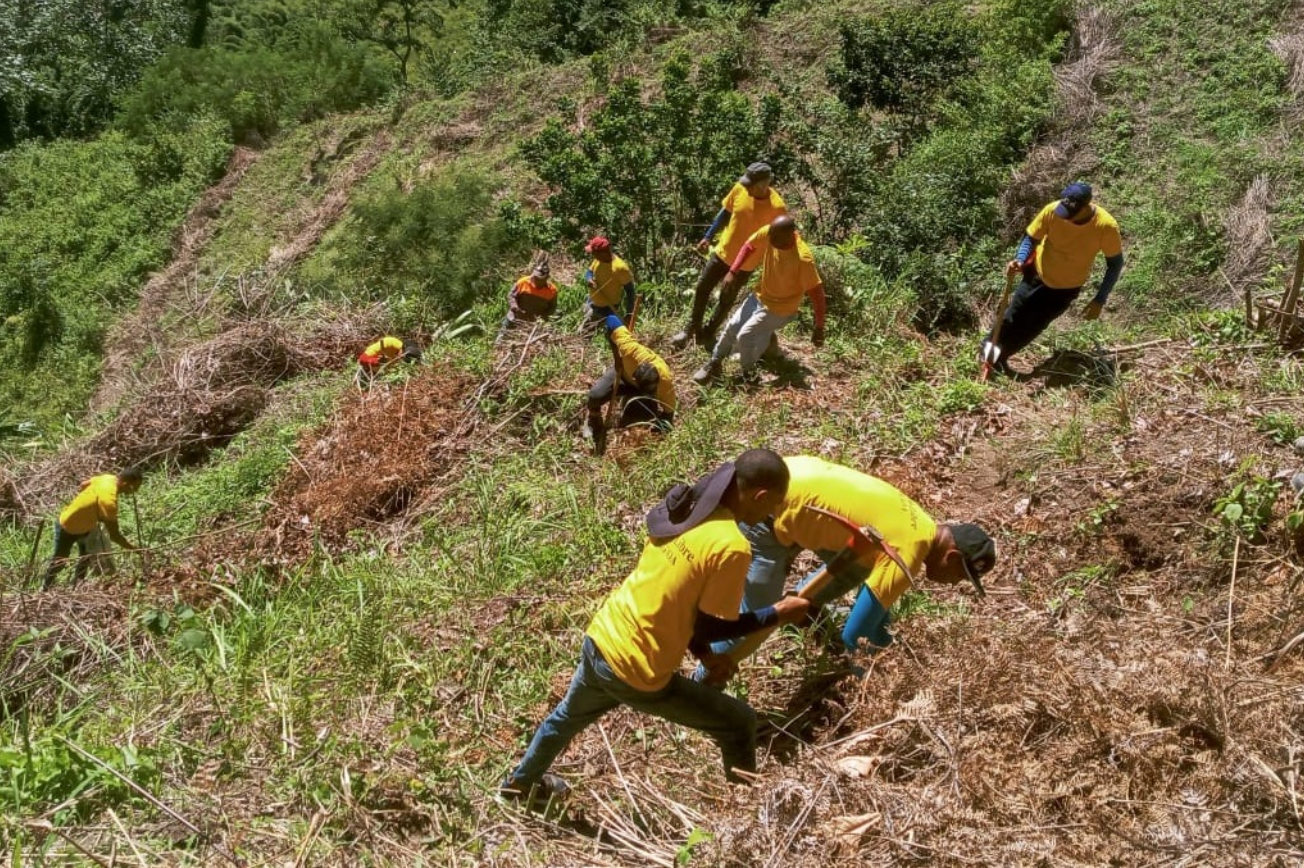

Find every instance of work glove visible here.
[812,326,826,348]
[1082,300,1103,321]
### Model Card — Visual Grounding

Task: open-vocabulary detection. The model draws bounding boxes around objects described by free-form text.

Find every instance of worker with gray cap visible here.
[672,161,787,350]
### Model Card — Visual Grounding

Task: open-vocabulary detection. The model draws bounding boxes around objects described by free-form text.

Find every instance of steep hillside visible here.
[3,1,1304,866]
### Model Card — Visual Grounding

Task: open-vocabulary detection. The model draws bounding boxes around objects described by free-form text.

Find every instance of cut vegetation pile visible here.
[259,366,479,559]
[1,316,382,525]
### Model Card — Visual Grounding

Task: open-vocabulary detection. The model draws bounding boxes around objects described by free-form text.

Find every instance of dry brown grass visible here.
[1223,175,1276,300]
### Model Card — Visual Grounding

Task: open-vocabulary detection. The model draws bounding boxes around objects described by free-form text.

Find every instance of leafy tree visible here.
[0,0,193,147]
[520,50,782,266]
[338,0,452,84]
[828,1,977,142]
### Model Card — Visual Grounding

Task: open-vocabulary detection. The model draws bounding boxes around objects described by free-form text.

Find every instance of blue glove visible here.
[604,314,624,333]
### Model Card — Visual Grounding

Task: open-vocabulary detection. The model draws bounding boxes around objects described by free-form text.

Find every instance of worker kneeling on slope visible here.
[584,314,676,455]
[356,335,421,388]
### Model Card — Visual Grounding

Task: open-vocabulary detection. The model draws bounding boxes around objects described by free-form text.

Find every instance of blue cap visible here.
[604,314,624,333]
[1054,183,1093,219]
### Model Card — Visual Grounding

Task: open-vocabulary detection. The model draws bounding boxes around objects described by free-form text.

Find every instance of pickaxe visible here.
[724,506,915,666]
[979,272,1016,382]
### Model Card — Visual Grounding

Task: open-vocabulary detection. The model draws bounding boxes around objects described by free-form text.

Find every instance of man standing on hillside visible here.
[672,162,787,350]
[496,259,559,343]
[43,467,144,589]
[581,236,636,331]
[693,216,826,386]
[693,456,995,675]
[981,182,1124,373]
[500,449,810,807]
[583,314,675,455]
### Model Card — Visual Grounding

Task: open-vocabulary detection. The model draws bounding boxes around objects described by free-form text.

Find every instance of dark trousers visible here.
[587,368,673,430]
[987,275,1082,360]
[43,523,90,589]
[685,255,753,340]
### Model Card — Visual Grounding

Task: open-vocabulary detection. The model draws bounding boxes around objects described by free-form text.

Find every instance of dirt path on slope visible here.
[92,146,261,412]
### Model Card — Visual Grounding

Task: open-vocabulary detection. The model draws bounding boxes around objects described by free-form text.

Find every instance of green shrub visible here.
[828,2,977,140]
[0,120,230,427]
[0,0,193,148]
[521,50,783,263]
[327,166,525,316]
[119,22,391,142]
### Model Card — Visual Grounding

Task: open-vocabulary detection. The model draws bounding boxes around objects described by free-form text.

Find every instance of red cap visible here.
[585,236,611,254]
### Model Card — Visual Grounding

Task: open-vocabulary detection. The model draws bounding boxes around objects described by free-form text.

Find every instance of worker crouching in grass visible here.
[43,466,143,589]
[583,314,675,455]
[355,336,422,389]
[500,449,810,809]
[496,259,559,343]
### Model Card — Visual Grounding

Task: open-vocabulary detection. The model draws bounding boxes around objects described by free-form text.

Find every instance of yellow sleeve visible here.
[722,184,742,211]
[1099,216,1123,258]
[1026,202,1055,241]
[98,479,119,524]
[738,226,769,272]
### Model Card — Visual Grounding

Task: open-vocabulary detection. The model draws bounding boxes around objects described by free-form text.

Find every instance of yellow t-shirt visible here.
[363,337,404,361]
[1028,202,1123,290]
[589,255,634,308]
[59,474,120,535]
[714,183,787,266]
[772,456,936,610]
[737,225,822,316]
[586,508,750,692]
[611,325,676,414]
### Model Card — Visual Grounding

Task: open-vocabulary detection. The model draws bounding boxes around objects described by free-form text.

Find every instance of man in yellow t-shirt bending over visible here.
[501,449,809,806]
[693,216,826,386]
[696,456,995,675]
[43,467,144,589]
[583,314,676,455]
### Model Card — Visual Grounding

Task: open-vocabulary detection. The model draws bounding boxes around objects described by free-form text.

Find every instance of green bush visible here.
[521,50,783,264]
[327,167,524,317]
[828,2,977,140]
[119,22,391,142]
[0,120,230,426]
[0,0,194,148]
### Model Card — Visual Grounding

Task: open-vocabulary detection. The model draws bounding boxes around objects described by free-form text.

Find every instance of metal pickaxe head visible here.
[801,505,915,585]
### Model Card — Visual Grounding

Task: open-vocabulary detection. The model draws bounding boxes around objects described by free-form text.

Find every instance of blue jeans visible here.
[509,636,758,786]
[710,294,796,371]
